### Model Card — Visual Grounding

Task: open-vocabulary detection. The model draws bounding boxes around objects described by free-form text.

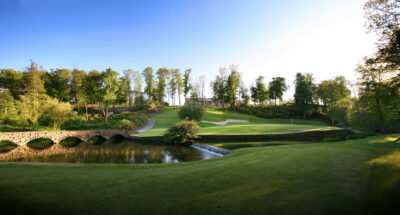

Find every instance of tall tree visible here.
[168,69,178,106]
[183,69,192,104]
[44,68,71,102]
[226,66,241,108]
[103,68,119,126]
[86,70,104,105]
[71,69,87,111]
[175,69,183,106]
[251,76,268,104]
[0,69,24,98]
[268,77,288,106]
[116,76,130,105]
[142,67,154,102]
[155,67,169,106]
[0,90,18,124]
[294,73,316,118]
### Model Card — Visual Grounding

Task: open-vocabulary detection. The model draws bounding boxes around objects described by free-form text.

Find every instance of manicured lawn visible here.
[139,107,334,136]
[1,135,399,214]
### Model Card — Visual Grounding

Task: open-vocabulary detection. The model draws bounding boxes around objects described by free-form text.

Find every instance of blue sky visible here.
[0,0,376,99]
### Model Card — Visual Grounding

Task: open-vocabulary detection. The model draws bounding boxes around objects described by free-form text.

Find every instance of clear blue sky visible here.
[0,0,375,99]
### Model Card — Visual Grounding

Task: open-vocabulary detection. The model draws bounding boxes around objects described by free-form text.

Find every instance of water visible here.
[9,141,219,164]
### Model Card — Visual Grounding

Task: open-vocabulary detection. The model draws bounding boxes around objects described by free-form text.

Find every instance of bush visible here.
[115,119,136,130]
[179,105,204,121]
[345,133,368,140]
[164,119,200,144]
[324,136,341,142]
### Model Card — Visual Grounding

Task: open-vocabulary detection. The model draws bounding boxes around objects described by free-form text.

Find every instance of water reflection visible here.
[10,140,219,164]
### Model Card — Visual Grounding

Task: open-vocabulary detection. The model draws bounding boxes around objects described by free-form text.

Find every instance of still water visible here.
[10,141,219,164]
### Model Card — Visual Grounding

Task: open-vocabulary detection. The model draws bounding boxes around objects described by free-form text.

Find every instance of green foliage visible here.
[268,77,288,105]
[226,66,241,108]
[44,69,71,102]
[324,136,341,142]
[142,67,155,101]
[294,73,317,118]
[17,93,50,125]
[59,137,82,148]
[155,67,169,104]
[251,76,268,104]
[183,68,192,100]
[42,98,73,129]
[179,104,204,121]
[163,119,200,144]
[87,135,106,145]
[115,119,136,130]
[27,138,54,150]
[0,90,18,124]
[0,140,17,153]
[0,68,24,98]
[346,133,368,140]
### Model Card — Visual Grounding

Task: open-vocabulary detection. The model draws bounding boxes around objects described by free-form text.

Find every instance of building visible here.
[185,98,215,106]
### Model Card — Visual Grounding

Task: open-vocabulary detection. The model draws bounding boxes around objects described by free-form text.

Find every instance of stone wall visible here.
[0,130,128,160]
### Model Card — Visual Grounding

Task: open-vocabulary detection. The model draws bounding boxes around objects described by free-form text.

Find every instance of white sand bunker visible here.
[200,119,250,125]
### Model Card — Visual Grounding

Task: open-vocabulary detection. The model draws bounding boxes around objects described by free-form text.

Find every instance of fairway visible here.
[139,107,334,136]
[1,135,399,215]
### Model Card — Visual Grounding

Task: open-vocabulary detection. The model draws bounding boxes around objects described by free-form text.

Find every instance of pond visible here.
[6,140,220,164]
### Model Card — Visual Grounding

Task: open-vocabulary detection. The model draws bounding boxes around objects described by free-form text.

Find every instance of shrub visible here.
[179,105,204,121]
[346,133,368,140]
[115,119,136,130]
[27,138,54,150]
[164,119,200,144]
[324,136,341,142]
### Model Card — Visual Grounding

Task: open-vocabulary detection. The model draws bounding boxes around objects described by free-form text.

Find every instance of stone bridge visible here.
[0,130,131,160]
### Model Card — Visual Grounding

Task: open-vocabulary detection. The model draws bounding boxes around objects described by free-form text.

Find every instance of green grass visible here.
[140,107,334,136]
[0,135,400,214]
[204,141,311,150]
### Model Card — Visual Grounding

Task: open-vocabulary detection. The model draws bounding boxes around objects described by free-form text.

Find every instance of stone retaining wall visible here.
[0,130,129,160]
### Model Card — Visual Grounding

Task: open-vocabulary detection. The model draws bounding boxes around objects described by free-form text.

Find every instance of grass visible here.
[204,141,311,150]
[139,107,334,136]
[0,140,17,153]
[26,138,54,150]
[0,135,399,214]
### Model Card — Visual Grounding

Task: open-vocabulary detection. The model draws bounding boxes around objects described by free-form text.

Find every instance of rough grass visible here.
[139,107,334,136]
[0,135,399,214]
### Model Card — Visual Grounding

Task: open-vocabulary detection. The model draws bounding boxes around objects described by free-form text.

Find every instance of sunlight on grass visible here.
[369,151,400,168]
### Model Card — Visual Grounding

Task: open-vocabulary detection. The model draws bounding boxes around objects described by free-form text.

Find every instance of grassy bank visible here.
[1,135,399,214]
[140,107,334,136]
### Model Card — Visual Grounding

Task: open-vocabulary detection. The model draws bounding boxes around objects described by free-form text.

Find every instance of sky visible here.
[0,0,377,100]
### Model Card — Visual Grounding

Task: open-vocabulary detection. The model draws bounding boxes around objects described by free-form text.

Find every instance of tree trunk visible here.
[85,103,89,121]
[105,106,109,128]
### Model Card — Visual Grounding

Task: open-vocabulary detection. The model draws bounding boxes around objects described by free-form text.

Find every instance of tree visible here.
[116,76,130,105]
[103,68,119,126]
[0,69,24,98]
[155,67,169,106]
[132,70,143,104]
[239,81,250,105]
[168,69,177,106]
[175,69,183,106]
[17,93,49,126]
[364,0,400,69]
[142,67,155,102]
[356,60,398,131]
[294,73,316,118]
[198,75,206,100]
[327,98,352,126]
[251,76,268,104]
[44,68,71,102]
[26,60,46,95]
[268,77,288,106]
[0,90,18,124]
[183,69,192,103]
[226,66,241,108]
[71,69,87,112]
[317,76,351,109]
[42,98,72,129]
[86,70,104,104]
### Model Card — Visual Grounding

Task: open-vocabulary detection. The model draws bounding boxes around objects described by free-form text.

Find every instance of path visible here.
[200,119,249,125]
[136,119,155,133]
